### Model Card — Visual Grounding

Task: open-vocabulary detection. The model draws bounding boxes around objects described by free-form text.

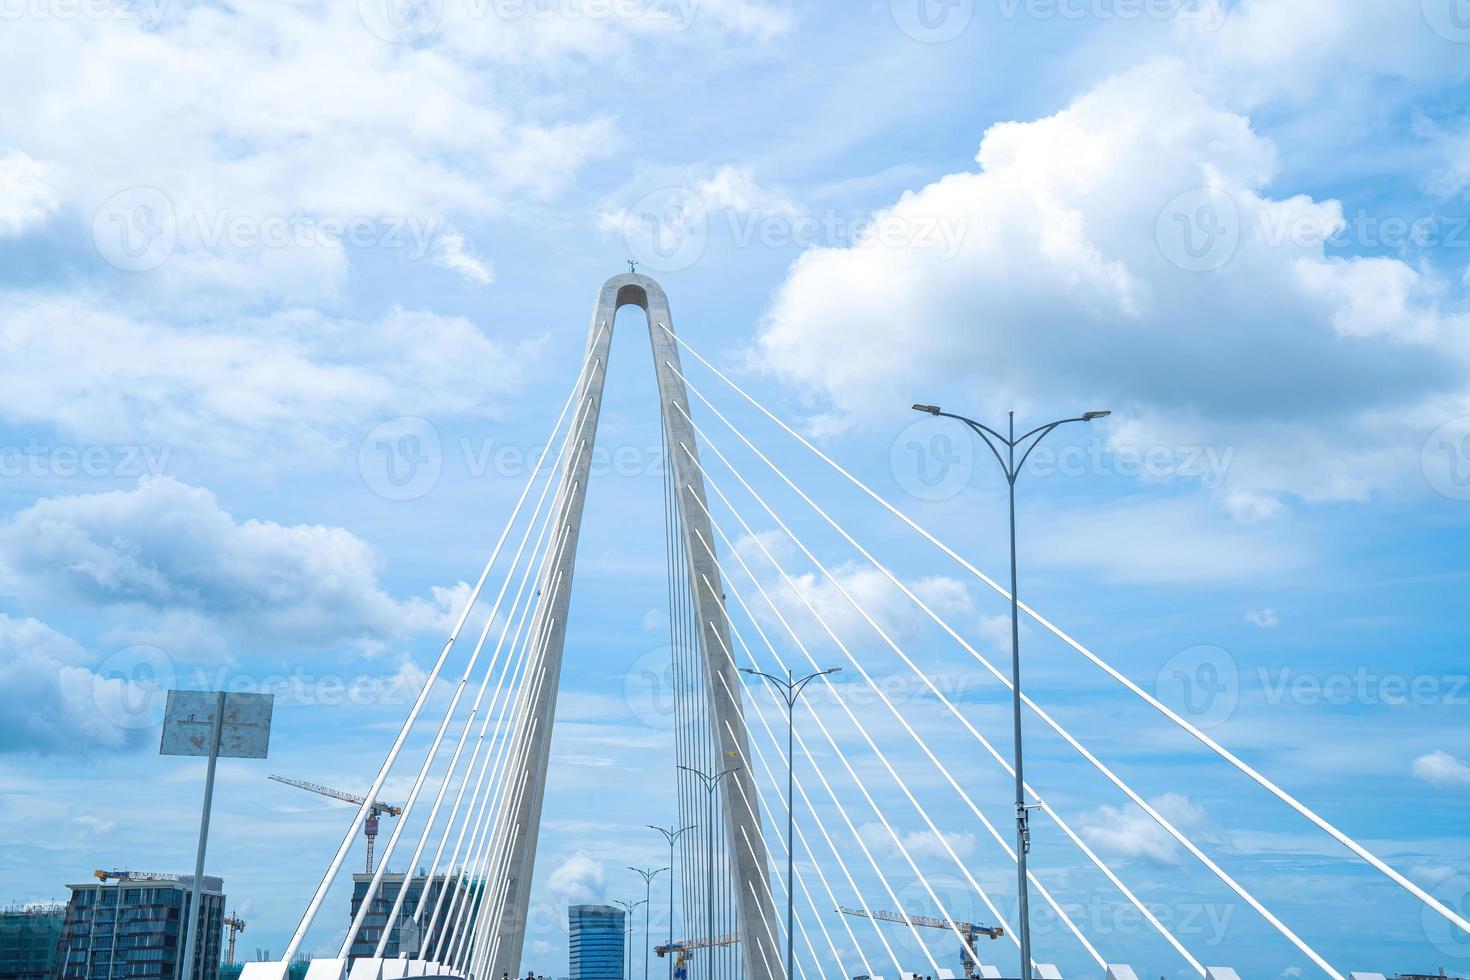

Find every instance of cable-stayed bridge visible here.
[242,274,1468,980]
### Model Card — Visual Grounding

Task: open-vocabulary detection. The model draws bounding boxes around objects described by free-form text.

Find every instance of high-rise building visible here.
[54,875,225,980]
[567,905,624,980]
[0,904,66,980]
[346,874,479,964]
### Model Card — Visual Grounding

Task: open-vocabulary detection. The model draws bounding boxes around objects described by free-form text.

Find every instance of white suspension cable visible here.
[708,655,850,980]
[694,526,964,979]
[349,395,597,958]
[659,325,1469,943]
[692,525,1004,976]
[281,343,603,963]
[673,416,1175,971]
[666,384,1326,976]
[376,427,578,957]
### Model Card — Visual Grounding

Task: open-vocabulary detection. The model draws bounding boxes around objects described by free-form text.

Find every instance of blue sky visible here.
[2,0,1470,977]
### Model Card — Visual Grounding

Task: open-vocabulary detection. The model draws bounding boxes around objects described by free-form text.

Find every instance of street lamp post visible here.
[647,825,694,980]
[911,403,1110,980]
[614,899,646,980]
[737,666,841,980]
[629,866,667,980]
[677,764,741,980]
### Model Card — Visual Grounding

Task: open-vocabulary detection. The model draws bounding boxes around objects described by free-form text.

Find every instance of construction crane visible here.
[838,906,1003,980]
[222,913,245,964]
[268,774,403,874]
[93,870,183,883]
[655,934,740,980]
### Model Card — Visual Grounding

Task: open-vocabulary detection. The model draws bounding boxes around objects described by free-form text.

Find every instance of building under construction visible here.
[0,904,66,980]
[53,872,226,980]
[346,874,479,964]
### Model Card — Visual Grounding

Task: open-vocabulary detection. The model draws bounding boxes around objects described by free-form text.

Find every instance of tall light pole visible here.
[614,899,645,980]
[647,825,694,980]
[737,666,840,980]
[911,403,1110,980]
[629,866,666,980]
[677,764,740,980]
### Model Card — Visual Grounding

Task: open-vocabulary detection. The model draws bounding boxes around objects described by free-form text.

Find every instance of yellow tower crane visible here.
[268,774,403,874]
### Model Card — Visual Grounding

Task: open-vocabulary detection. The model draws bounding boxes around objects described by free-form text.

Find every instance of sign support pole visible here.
[179,691,226,980]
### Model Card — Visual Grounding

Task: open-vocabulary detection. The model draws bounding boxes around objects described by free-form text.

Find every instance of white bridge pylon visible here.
[486,273,780,980]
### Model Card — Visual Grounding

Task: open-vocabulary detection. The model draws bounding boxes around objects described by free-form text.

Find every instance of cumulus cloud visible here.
[0,148,58,237]
[1412,750,1470,788]
[1079,792,1209,865]
[0,298,541,455]
[732,532,973,646]
[755,59,1470,511]
[858,823,976,863]
[0,613,157,754]
[546,851,606,905]
[0,477,457,651]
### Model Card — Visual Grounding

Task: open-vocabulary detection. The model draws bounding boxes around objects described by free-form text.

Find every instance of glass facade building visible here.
[54,877,225,980]
[346,874,479,964]
[567,905,624,980]
[0,904,66,980]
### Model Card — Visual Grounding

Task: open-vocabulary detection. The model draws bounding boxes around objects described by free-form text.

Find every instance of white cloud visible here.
[1412,750,1470,788]
[0,297,541,455]
[1246,608,1281,629]
[858,823,976,863]
[0,148,58,237]
[755,59,1470,509]
[431,229,495,285]
[1079,792,1209,865]
[738,541,973,647]
[546,850,606,904]
[0,613,156,754]
[0,476,450,650]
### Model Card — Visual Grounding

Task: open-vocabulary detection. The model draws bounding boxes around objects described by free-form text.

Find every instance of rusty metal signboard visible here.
[160,691,274,759]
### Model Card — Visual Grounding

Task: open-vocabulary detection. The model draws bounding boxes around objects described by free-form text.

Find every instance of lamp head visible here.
[912,403,942,416]
[1082,410,1112,421]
